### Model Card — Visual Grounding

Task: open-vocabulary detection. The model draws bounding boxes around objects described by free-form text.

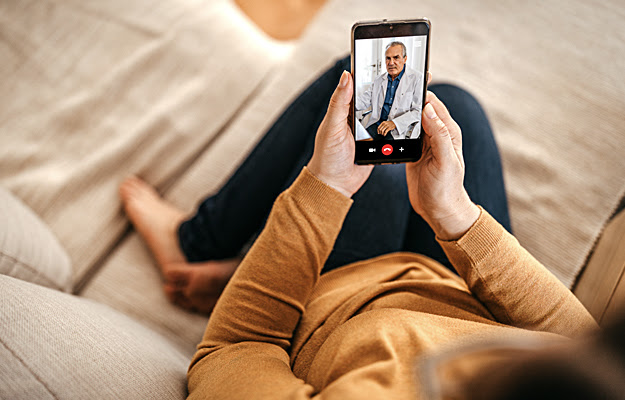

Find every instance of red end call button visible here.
[382,144,393,156]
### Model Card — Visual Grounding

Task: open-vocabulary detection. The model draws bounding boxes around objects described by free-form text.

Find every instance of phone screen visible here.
[352,20,430,164]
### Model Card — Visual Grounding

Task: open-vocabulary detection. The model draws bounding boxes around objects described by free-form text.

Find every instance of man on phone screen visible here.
[355,41,422,140]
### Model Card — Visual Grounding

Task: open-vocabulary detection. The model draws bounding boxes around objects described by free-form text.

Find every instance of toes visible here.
[119,177,145,209]
[161,262,230,315]
[119,177,161,225]
[119,176,137,201]
[132,177,161,199]
[163,283,179,301]
[119,176,160,204]
[163,284,195,310]
[162,263,192,288]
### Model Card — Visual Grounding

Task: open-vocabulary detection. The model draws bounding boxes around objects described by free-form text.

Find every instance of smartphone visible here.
[351,18,430,164]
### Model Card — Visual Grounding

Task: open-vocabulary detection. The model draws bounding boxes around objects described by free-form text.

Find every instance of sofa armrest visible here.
[574,208,625,325]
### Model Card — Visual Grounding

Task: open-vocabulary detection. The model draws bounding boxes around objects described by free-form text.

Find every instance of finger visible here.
[426,92,463,159]
[422,103,455,164]
[426,92,457,132]
[323,71,353,129]
[427,71,432,85]
[425,90,434,103]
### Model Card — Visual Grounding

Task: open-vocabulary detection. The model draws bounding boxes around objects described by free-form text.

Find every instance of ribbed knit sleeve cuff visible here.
[286,167,353,217]
[436,206,506,269]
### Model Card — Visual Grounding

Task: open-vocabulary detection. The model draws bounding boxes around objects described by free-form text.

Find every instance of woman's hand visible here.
[406,91,480,241]
[308,71,373,198]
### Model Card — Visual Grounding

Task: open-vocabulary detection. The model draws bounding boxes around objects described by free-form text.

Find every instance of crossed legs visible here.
[120,57,511,313]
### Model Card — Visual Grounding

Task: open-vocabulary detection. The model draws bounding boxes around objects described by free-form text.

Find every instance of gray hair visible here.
[385,41,407,57]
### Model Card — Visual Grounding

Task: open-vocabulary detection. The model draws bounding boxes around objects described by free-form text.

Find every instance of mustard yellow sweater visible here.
[187,168,597,399]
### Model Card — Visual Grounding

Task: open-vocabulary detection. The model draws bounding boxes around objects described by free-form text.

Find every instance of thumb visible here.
[422,102,455,163]
[323,71,353,127]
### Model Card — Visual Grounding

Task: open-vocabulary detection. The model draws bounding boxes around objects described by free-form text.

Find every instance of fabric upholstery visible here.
[0,0,292,289]
[0,274,189,399]
[0,186,71,291]
[82,234,209,359]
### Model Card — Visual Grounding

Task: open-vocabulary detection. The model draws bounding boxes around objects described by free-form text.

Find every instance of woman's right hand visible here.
[307,71,373,198]
[405,92,480,241]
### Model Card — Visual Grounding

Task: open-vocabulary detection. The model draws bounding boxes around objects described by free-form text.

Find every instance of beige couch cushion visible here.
[0,187,71,291]
[0,274,189,399]
[0,0,292,290]
[82,234,209,358]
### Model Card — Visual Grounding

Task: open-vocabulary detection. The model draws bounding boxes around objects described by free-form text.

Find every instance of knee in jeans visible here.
[336,55,351,73]
[429,83,481,109]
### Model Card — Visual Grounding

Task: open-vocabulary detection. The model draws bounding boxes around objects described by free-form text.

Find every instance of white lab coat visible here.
[355,68,423,139]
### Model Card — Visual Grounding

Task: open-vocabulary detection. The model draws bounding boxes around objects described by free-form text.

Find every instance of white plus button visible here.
[399,147,404,152]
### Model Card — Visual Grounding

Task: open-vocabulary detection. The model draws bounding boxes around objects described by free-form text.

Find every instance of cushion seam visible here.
[0,335,59,399]
[0,250,62,289]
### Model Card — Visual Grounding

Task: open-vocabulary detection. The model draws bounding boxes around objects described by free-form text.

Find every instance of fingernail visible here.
[424,103,437,119]
[339,71,349,87]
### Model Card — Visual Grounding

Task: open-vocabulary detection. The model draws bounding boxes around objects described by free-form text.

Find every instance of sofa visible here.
[1,0,624,398]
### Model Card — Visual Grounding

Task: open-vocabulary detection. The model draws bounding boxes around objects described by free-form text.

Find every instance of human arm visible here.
[438,207,597,337]
[187,71,374,399]
[406,92,597,337]
[187,168,353,399]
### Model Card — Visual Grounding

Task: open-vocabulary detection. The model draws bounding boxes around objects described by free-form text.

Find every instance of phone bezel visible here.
[351,18,431,165]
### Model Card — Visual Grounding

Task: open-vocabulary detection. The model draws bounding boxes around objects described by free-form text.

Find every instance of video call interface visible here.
[354,35,427,144]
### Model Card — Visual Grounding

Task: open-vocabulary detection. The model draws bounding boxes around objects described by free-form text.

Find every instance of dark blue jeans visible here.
[178,56,511,273]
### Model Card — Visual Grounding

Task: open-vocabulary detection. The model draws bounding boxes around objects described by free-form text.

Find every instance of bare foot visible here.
[119,176,186,268]
[120,176,241,314]
[162,259,241,314]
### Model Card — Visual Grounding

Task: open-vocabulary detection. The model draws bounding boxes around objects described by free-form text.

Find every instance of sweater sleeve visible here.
[187,167,353,399]
[437,207,598,337]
